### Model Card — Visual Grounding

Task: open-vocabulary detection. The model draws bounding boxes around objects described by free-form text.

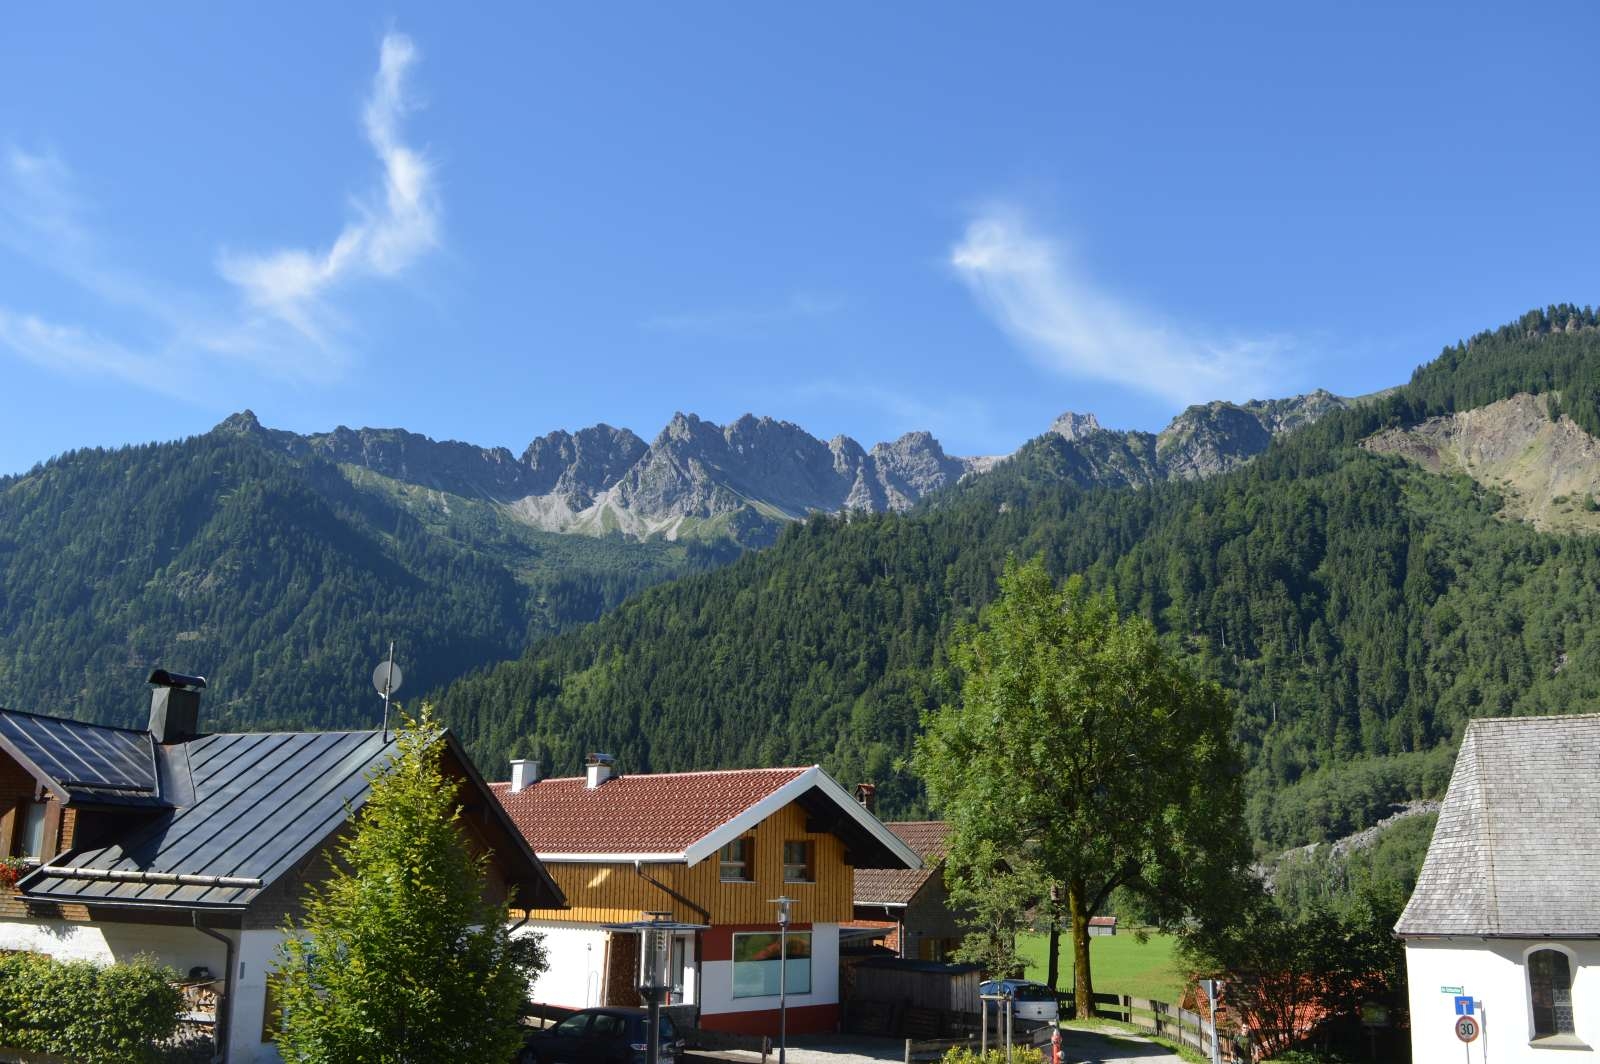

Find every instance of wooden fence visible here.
[1076,992,1250,1062]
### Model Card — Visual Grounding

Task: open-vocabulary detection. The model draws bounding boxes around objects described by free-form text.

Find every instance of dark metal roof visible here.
[23,730,395,910]
[0,709,162,806]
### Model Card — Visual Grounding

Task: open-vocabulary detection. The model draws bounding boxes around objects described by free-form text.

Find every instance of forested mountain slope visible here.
[437,305,1600,850]
[0,428,731,731]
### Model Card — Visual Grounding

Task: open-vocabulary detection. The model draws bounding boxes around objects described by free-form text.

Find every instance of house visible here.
[849,820,967,961]
[0,671,563,1064]
[492,754,921,1035]
[1396,714,1600,1060]
[1088,916,1117,937]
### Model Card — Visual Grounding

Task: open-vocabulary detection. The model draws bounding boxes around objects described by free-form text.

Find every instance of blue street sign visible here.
[1454,996,1474,1016]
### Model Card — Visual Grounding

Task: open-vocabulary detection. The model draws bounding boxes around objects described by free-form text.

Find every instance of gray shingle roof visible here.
[1396,714,1600,938]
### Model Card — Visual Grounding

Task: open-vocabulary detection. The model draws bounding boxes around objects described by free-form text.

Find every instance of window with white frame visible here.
[1528,948,1576,1038]
[731,931,811,998]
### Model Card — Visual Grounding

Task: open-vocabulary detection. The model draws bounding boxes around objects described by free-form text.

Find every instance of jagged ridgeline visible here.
[437,304,1600,849]
[0,427,735,731]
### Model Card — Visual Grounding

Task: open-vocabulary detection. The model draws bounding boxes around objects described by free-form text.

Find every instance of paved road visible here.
[685,1027,1177,1064]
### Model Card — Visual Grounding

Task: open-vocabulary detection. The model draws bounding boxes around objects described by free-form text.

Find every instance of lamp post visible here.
[602,913,709,1064]
[769,896,793,1064]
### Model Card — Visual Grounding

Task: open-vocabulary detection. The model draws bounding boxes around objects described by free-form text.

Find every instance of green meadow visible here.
[1016,929,1188,1004]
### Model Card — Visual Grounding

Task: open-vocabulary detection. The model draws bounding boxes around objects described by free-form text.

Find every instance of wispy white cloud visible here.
[643,292,844,336]
[950,206,1288,407]
[0,32,438,393]
[0,309,176,393]
[217,32,437,344]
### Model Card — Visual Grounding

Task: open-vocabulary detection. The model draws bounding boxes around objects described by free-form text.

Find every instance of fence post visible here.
[903,1039,912,1064]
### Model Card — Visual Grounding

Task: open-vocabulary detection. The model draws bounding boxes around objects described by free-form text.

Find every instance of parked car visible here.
[979,979,1060,1023]
[521,1007,685,1064]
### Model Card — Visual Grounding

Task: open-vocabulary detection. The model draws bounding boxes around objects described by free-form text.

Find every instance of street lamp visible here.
[602,912,709,1064]
[769,896,793,1064]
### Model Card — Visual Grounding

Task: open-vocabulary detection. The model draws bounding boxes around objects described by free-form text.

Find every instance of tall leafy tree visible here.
[915,557,1249,1019]
[274,706,545,1063]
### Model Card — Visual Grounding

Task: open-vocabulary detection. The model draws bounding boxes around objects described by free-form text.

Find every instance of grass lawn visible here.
[1016,929,1188,1004]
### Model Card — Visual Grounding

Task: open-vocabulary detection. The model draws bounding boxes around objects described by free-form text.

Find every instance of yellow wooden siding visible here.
[519,801,855,925]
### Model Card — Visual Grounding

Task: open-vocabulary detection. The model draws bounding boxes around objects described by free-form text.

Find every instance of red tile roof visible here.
[490,767,809,857]
[854,821,952,905]
[889,821,952,859]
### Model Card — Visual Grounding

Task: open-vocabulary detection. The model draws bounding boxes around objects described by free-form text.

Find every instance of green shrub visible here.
[942,1046,1047,1064]
[1264,1051,1355,1063]
[0,952,183,1063]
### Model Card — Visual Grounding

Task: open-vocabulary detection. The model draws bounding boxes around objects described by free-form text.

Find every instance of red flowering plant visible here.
[0,857,29,890]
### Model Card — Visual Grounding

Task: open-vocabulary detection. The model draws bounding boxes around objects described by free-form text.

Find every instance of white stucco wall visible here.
[231,929,288,1064]
[0,915,227,976]
[701,922,839,1018]
[523,922,610,1009]
[1406,937,1600,1062]
[0,917,290,1063]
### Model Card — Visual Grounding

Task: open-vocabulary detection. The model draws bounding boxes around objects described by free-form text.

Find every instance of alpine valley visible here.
[8,305,1600,860]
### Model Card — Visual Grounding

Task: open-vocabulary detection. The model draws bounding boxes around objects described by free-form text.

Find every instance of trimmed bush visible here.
[0,952,183,1063]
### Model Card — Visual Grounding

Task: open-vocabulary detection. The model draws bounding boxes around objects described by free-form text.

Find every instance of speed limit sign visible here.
[1455,1015,1481,1042]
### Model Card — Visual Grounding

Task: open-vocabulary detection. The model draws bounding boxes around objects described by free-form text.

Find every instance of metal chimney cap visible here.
[147,669,207,691]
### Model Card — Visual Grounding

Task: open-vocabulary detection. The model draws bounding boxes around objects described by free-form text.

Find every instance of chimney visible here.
[147,669,207,744]
[585,752,617,789]
[854,782,877,812]
[509,758,541,793]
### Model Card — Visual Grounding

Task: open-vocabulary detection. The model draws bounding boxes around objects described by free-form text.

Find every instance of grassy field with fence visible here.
[1015,928,1187,1003]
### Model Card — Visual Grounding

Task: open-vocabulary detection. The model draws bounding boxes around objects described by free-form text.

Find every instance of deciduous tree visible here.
[274,705,545,1063]
[914,557,1248,1019]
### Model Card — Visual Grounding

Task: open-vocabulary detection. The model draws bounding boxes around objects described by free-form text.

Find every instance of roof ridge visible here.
[1469,712,1600,724]
[494,765,814,786]
[0,706,151,735]
[1472,731,1501,934]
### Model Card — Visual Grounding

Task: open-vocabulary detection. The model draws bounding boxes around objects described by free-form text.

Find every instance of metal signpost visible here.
[1202,978,1221,1064]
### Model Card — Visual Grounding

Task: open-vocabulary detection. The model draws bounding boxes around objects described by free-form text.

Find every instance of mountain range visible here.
[219,388,1355,548]
[9,303,1600,856]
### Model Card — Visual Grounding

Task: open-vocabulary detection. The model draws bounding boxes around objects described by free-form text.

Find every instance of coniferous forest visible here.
[436,305,1600,850]
[6,306,1600,856]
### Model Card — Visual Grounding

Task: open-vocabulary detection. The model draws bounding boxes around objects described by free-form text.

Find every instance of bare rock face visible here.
[1040,390,1351,485]
[521,425,647,508]
[211,386,1347,545]
[1049,411,1103,441]
[1157,402,1276,481]
[1363,393,1600,533]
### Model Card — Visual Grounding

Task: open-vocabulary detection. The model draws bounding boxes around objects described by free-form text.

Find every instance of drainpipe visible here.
[633,861,711,924]
[192,913,234,1064]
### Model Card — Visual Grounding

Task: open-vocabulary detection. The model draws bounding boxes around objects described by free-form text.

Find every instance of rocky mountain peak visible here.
[1049,411,1104,441]
[215,410,265,436]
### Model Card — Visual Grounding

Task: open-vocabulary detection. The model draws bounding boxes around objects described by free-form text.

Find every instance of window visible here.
[719,838,753,882]
[731,931,811,998]
[783,841,813,883]
[1529,948,1576,1038]
[16,801,47,862]
[552,1014,590,1038]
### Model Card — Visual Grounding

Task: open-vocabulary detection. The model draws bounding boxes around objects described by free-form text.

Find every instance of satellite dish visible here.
[372,660,404,698]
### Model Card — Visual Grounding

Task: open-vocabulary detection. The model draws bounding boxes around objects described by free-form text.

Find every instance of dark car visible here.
[521,1007,685,1064]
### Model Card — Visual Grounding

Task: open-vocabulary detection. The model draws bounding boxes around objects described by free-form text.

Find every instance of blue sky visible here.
[3,4,1598,474]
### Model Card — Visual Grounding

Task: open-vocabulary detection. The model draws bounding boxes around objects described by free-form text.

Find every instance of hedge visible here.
[0,952,183,1063]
